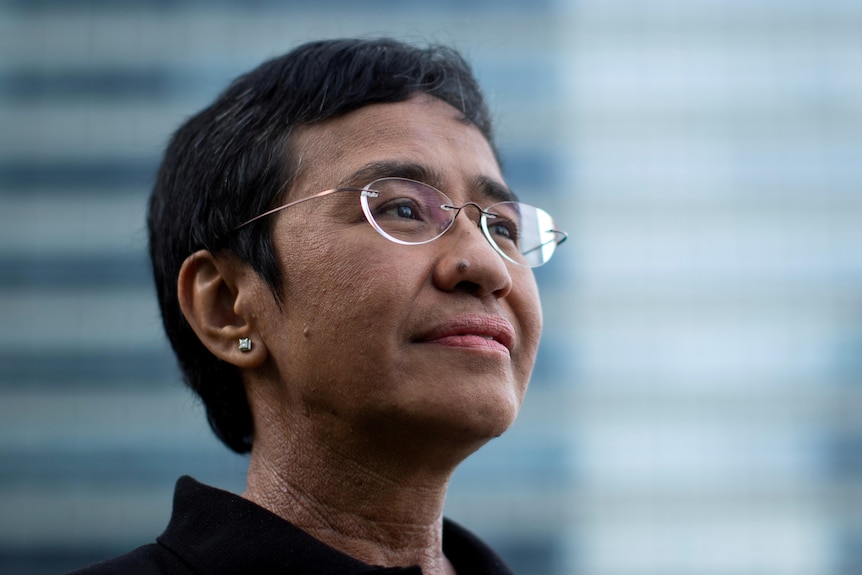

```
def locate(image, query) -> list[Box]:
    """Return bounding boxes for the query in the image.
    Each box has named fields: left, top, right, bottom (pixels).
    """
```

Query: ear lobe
left=177, top=250, right=267, bottom=368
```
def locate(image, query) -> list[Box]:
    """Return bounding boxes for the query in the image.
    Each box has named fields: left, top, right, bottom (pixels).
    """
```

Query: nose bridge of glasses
left=442, top=201, right=506, bottom=257
left=444, top=201, right=495, bottom=224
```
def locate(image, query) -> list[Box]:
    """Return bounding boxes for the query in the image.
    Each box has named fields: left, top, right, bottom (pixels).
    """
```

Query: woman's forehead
left=287, top=96, right=502, bottom=196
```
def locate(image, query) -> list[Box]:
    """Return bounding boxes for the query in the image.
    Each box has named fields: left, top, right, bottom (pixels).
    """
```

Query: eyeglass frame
left=233, top=177, right=567, bottom=267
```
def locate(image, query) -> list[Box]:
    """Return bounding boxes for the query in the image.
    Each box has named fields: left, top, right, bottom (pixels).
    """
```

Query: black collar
left=157, top=476, right=513, bottom=574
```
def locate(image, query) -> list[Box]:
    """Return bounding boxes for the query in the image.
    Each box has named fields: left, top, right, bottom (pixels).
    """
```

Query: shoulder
left=66, top=543, right=193, bottom=575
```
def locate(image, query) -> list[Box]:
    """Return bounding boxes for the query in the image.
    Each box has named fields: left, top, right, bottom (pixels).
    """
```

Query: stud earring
left=238, top=337, right=253, bottom=353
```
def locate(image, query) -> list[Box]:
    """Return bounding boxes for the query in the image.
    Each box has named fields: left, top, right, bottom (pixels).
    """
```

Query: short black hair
left=148, top=37, right=497, bottom=453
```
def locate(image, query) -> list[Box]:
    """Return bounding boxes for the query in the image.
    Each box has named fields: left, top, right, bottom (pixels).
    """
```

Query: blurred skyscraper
left=1, top=1, right=860, bottom=574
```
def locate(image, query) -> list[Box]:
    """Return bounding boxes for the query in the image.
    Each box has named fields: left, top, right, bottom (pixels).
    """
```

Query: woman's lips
left=426, top=333, right=511, bottom=354
left=415, top=314, right=515, bottom=355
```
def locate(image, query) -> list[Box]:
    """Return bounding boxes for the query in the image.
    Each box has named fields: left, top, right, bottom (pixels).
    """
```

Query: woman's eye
left=490, top=220, right=519, bottom=242
left=377, top=199, right=423, bottom=221
left=394, top=204, right=415, bottom=219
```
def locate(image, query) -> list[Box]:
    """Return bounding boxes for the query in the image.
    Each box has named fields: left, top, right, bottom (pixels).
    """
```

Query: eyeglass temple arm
left=234, top=187, right=369, bottom=231
left=520, top=230, right=568, bottom=257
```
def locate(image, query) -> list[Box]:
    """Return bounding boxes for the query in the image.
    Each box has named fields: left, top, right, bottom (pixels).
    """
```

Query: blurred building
left=1, top=1, right=861, bottom=574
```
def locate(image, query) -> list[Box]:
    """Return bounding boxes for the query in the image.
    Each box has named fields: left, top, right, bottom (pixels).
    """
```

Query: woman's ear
left=177, top=250, right=267, bottom=368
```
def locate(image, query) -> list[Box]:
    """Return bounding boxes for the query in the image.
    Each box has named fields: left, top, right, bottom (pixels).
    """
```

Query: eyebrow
left=339, top=161, right=439, bottom=189
left=340, top=161, right=518, bottom=203
left=473, top=174, right=519, bottom=204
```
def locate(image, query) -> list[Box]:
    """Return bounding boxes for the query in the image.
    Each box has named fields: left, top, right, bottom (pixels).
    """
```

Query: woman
left=72, top=37, right=565, bottom=575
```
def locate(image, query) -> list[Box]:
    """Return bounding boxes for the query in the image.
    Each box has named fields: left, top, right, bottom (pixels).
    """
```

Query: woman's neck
left=243, top=431, right=458, bottom=575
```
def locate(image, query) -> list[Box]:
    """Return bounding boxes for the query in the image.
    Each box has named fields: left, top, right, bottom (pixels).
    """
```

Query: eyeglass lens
left=360, top=178, right=562, bottom=267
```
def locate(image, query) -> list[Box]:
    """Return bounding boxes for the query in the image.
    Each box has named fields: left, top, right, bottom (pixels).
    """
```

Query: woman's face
left=249, top=94, right=543, bottom=456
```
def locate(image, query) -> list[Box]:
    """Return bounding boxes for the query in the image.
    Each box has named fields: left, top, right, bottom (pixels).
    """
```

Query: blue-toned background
left=2, top=1, right=861, bottom=574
